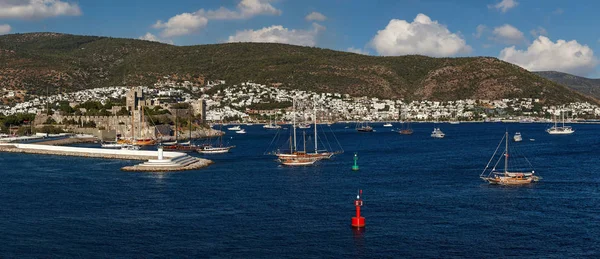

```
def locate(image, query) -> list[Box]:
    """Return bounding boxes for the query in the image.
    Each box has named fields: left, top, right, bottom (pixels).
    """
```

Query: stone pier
left=0, top=144, right=212, bottom=171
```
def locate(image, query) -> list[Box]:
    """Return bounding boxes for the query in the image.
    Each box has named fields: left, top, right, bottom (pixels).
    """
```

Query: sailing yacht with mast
left=197, top=123, right=235, bottom=154
left=276, top=99, right=340, bottom=165
left=398, top=105, right=413, bottom=135
left=480, top=132, right=539, bottom=185
left=163, top=109, right=196, bottom=152
left=546, top=110, right=574, bottom=135
left=356, top=120, right=373, bottom=132
left=263, top=116, right=282, bottom=129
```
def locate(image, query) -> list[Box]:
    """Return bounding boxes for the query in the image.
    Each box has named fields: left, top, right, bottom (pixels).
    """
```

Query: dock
left=0, top=144, right=212, bottom=172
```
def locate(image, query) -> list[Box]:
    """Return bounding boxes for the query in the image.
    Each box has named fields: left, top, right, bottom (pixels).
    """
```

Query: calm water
left=1, top=123, right=599, bottom=257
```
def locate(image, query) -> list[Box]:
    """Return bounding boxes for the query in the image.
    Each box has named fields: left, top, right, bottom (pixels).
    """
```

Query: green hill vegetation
left=0, top=32, right=595, bottom=104
left=534, top=71, right=600, bottom=100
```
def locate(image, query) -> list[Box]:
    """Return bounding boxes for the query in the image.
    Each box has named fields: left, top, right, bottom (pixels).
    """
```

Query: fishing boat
left=513, top=132, right=522, bottom=142
left=480, top=132, right=539, bottom=185
left=546, top=110, right=574, bottom=135
left=383, top=123, right=393, bottom=127
left=236, top=129, right=246, bottom=134
left=431, top=127, right=445, bottom=138
left=227, top=125, right=241, bottom=131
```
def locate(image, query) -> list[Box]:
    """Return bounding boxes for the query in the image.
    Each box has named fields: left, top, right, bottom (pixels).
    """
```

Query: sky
left=0, top=0, right=599, bottom=77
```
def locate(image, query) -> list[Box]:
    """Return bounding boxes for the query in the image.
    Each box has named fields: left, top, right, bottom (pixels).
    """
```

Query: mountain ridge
left=534, top=71, right=600, bottom=100
left=0, top=32, right=596, bottom=105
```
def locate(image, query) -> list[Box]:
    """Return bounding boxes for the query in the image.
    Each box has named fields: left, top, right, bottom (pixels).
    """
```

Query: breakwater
left=0, top=144, right=212, bottom=171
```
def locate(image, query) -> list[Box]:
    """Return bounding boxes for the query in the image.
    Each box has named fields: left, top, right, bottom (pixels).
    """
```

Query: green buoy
left=352, top=153, right=359, bottom=171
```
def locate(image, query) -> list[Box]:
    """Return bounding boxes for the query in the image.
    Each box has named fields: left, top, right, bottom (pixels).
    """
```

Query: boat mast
left=504, top=131, right=508, bottom=174
left=292, top=98, right=297, bottom=152
left=314, top=99, right=318, bottom=154
left=131, top=107, right=135, bottom=143
left=175, top=109, right=178, bottom=143
left=303, top=131, right=306, bottom=153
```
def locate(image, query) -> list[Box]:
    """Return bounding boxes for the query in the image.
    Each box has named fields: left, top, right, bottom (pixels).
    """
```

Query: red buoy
left=351, top=190, right=365, bottom=228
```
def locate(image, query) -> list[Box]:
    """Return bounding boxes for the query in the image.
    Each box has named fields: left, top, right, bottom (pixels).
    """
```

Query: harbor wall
left=0, top=144, right=186, bottom=161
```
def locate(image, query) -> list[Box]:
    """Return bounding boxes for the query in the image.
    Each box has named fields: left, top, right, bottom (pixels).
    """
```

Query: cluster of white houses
left=201, top=82, right=600, bottom=121
left=2, top=81, right=600, bottom=123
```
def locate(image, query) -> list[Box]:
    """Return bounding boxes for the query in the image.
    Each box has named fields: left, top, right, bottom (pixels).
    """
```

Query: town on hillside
left=1, top=78, right=600, bottom=139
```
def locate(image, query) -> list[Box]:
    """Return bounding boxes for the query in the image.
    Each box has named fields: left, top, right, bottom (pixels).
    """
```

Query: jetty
left=0, top=144, right=212, bottom=172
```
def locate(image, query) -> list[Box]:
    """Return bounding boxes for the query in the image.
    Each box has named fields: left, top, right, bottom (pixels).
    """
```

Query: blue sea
left=1, top=123, right=599, bottom=258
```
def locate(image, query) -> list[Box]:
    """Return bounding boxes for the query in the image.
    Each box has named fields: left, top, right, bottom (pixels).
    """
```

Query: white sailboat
left=263, top=116, right=281, bottom=129
left=197, top=123, right=235, bottom=154
left=383, top=122, right=393, bottom=127
left=546, top=110, right=574, bottom=135
left=480, top=132, right=539, bottom=185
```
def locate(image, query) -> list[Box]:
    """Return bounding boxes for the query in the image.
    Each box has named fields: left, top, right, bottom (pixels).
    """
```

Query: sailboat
left=480, top=132, right=539, bottom=185
left=197, top=123, right=235, bottom=154
left=398, top=105, right=413, bottom=135
left=276, top=99, right=340, bottom=165
left=356, top=120, right=373, bottom=132
left=117, top=106, right=155, bottom=146
left=263, top=116, right=282, bottom=129
left=546, top=110, right=574, bottom=135
left=163, top=109, right=196, bottom=152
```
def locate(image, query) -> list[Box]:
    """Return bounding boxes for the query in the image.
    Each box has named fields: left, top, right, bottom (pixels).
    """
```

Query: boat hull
left=197, top=146, right=234, bottom=154
left=399, top=129, right=413, bottom=135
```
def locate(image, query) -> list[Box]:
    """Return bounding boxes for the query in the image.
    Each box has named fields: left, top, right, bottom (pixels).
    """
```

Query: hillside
left=0, top=32, right=596, bottom=105
left=534, top=71, right=600, bottom=100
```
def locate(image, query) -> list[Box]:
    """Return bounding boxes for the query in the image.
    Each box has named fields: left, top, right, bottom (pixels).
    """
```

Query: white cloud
left=489, top=0, right=518, bottom=13
left=347, top=47, right=369, bottom=55
left=138, top=32, right=173, bottom=44
left=153, top=12, right=208, bottom=37
left=153, top=0, right=281, bottom=37
left=305, top=11, right=326, bottom=22
left=499, top=36, right=597, bottom=76
left=369, top=13, right=471, bottom=57
left=474, top=24, right=487, bottom=38
left=227, top=23, right=325, bottom=46
left=0, top=24, right=11, bottom=35
left=202, top=0, right=281, bottom=20
left=529, top=26, right=547, bottom=38
left=0, top=0, right=81, bottom=19
left=492, top=24, right=525, bottom=44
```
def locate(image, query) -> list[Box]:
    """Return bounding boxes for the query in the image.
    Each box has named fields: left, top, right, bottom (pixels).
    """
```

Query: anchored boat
left=480, top=132, right=540, bottom=185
